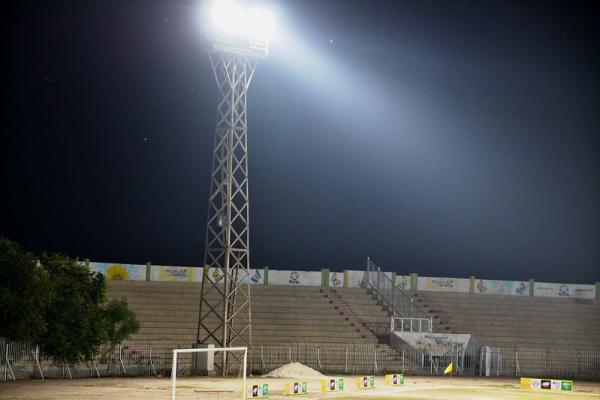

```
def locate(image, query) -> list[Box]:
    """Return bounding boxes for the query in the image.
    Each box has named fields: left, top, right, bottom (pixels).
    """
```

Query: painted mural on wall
left=476, top=279, right=528, bottom=296
left=249, top=269, right=264, bottom=284
left=330, top=272, right=343, bottom=288
left=417, top=276, right=470, bottom=293
left=268, top=270, right=322, bottom=286
left=88, top=260, right=595, bottom=299
left=534, top=282, right=595, bottom=299
left=89, top=262, right=146, bottom=281
left=396, top=275, right=410, bottom=290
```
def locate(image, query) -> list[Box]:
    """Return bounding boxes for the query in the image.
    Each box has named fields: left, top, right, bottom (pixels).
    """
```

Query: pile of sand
left=263, top=362, right=324, bottom=379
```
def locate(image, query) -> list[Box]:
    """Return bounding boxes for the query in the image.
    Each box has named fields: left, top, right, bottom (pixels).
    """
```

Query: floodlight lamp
left=210, top=0, right=275, bottom=40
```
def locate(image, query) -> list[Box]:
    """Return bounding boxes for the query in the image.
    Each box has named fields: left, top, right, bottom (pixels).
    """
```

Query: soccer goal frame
left=171, top=346, right=248, bottom=400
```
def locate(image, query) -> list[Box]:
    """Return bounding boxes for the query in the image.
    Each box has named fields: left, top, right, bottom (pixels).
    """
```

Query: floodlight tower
left=196, top=0, right=273, bottom=374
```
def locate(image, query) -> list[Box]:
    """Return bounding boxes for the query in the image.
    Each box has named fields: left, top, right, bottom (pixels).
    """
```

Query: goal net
left=171, top=346, right=248, bottom=400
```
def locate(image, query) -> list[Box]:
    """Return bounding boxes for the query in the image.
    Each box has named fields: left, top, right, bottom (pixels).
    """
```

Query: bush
left=0, top=236, right=48, bottom=343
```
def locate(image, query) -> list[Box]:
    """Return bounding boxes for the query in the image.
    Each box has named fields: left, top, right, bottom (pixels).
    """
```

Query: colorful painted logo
left=289, top=271, right=300, bottom=284
left=561, top=381, right=572, bottom=391
left=515, top=282, right=527, bottom=295
left=106, top=264, right=128, bottom=280
left=558, top=285, right=570, bottom=297
left=330, top=272, right=341, bottom=287
left=251, top=269, right=262, bottom=283
left=396, top=277, right=409, bottom=290
left=541, top=380, right=551, bottom=389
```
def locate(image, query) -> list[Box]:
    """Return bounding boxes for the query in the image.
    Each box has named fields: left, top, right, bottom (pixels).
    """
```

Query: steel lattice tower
left=196, top=32, right=268, bottom=374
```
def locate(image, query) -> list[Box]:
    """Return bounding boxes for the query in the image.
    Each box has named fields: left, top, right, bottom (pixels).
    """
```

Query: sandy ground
left=1, top=376, right=600, bottom=400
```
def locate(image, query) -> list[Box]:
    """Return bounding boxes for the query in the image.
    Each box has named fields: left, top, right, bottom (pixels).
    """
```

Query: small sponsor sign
left=355, top=376, right=375, bottom=389
left=320, top=378, right=344, bottom=392
left=284, top=381, right=308, bottom=396
left=386, top=374, right=404, bottom=385
left=247, top=384, right=269, bottom=398
left=561, top=380, right=573, bottom=391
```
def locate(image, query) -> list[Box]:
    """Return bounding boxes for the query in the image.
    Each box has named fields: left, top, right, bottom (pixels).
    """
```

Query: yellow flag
left=444, top=362, right=453, bottom=375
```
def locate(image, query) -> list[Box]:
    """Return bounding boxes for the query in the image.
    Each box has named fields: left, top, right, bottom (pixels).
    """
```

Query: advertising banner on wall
left=417, top=277, right=470, bottom=293
left=268, top=270, right=322, bottom=286
left=89, top=262, right=146, bottom=281
left=534, top=282, right=595, bottom=299
left=152, top=265, right=199, bottom=282
left=475, top=279, right=529, bottom=296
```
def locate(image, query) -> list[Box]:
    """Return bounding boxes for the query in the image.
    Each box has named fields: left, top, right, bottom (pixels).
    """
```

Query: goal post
left=171, top=346, right=248, bottom=400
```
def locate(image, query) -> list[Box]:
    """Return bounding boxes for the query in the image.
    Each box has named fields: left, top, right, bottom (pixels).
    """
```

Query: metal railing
left=3, top=338, right=599, bottom=381
left=391, top=317, right=433, bottom=333
left=364, top=257, right=431, bottom=322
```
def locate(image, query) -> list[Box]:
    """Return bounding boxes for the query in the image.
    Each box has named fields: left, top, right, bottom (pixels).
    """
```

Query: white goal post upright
left=171, top=346, right=248, bottom=400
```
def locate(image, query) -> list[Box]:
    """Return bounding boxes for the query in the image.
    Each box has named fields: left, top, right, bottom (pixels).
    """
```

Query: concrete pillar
left=529, top=279, right=535, bottom=296
left=321, top=268, right=330, bottom=287
left=469, top=276, right=475, bottom=294
left=410, top=273, right=418, bottom=292
left=145, top=262, right=151, bottom=281
left=343, top=270, right=349, bottom=288
left=263, top=267, right=269, bottom=285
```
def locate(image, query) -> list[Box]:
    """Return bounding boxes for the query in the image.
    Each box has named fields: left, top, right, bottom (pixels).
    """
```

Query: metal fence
left=2, top=338, right=599, bottom=381
left=365, top=257, right=430, bottom=320
left=391, top=317, right=433, bottom=333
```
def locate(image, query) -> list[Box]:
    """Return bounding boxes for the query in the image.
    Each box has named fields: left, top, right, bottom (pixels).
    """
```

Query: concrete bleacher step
left=416, top=291, right=600, bottom=350
left=107, top=281, right=381, bottom=345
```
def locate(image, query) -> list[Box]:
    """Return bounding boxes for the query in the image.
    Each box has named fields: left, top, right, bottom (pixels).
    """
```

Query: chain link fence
left=2, top=338, right=599, bottom=381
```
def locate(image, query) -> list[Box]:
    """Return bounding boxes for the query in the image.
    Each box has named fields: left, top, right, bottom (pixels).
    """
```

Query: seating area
left=107, top=280, right=599, bottom=351
left=413, top=291, right=600, bottom=350
left=107, top=281, right=381, bottom=346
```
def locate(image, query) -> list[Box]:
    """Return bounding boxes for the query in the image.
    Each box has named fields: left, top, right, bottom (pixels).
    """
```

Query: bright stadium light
left=209, top=0, right=275, bottom=46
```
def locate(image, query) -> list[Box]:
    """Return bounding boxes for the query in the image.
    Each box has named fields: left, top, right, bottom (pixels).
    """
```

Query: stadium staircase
left=413, top=291, right=600, bottom=350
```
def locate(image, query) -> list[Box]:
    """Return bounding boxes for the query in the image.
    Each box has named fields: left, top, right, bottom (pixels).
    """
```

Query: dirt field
left=1, top=376, right=600, bottom=400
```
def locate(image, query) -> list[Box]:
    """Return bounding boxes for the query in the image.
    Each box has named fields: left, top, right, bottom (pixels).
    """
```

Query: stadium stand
left=413, top=291, right=600, bottom=350
left=107, top=280, right=599, bottom=350
left=107, top=281, right=380, bottom=345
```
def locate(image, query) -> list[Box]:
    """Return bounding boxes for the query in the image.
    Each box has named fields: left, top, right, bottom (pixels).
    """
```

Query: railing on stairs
left=391, top=317, right=433, bottom=333
left=364, top=257, right=431, bottom=326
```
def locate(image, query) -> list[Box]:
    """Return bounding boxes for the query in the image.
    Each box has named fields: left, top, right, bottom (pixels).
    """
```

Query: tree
left=0, top=236, right=48, bottom=342
left=38, top=252, right=107, bottom=364
left=102, top=299, right=140, bottom=348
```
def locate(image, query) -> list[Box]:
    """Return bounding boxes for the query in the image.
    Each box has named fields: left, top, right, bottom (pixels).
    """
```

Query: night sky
left=3, top=1, right=599, bottom=283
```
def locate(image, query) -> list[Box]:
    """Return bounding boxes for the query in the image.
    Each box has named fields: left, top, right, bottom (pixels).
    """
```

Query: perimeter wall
left=86, top=261, right=599, bottom=300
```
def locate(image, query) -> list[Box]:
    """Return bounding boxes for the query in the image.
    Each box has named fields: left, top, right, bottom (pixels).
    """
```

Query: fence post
left=345, top=346, right=348, bottom=373
left=263, top=267, right=269, bottom=285
left=34, top=346, right=44, bottom=380
left=596, top=282, right=600, bottom=300
left=402, top=349, right=404, bottom=374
